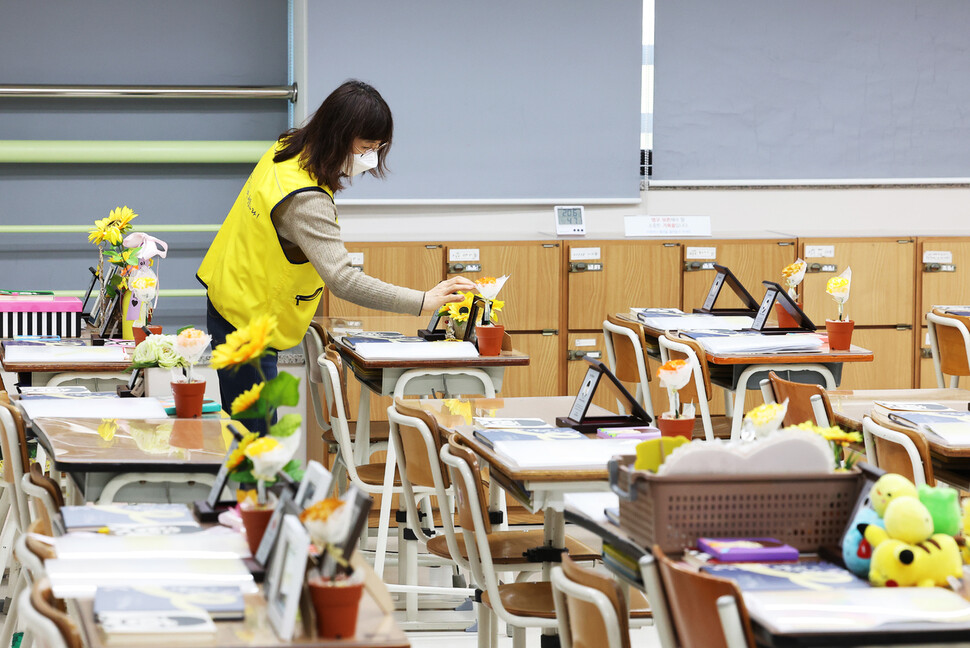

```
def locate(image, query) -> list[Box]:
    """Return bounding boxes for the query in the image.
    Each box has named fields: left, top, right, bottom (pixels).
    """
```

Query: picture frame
left=255, top=488, right=301, bottom=567
left=88, top=264, right=118, bottom=329
left=693, top=263, right=760, bottom=316
left=294, top=460, right=333, bottom=510
left=417, top=309, right=447, bottom=341
left=750, top=280, right=816, bottom=333
left=265, top=515, right=310, bottom=641
left=556, top=357, right=653, bottom=432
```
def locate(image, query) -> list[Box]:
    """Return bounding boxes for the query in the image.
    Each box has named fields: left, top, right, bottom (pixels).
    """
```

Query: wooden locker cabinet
left=681, top=239, right=797, bottom=312
left=443, top=241, right=562, bottom=331
left=326, top=243, right=445, bottom=318
left=837, top=327, right=915, bottom=391
left=566, top=240, right=682, bottom=331
left=800, top=238, right=916, bottom=327
left=917, top=330, right=940, bottom=388
left=917, top=237, right=970, bottom=316
left=501, top=332, right=561, bottom=397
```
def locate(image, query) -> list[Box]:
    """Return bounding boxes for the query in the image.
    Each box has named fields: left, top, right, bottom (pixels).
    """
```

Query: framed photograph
left=265, top=515, right=310, bottom=641
left=255, top=489, right=301, bottom=567
left=294, top=460, right=333, bottom=510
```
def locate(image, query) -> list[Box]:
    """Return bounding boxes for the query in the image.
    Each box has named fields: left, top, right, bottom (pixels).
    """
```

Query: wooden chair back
left=392, top=398, right=450, bottom=489
left=24, top=465, right=64, bottom=536
left=0, top=396, right=31, bottom=485
left=557, top=554, right=631, bottom=648
left=653, top=546, right=756, bottom=648
left=930, top=308, right=970, bottom=377
left=863, top=416, right=934, bottom=486
left=29, top=463, right=64, bottom=509
left=445, top=434, right=491, bottom=535
left=604, top=314, right=652, bottom=384
left=767, top=371, right=834, bottom=427
left=28, top=578, right=83, bottom=648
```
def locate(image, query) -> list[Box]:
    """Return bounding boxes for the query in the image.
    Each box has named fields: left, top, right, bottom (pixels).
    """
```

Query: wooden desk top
left=74, top=591, right=409, bottom=648
left=30, top=417, right=239, bottom=472
left=614, top=312, right=874, bottom=366
left=416, top=396, right=613, bottom=484
left=0, top=339, right=132, bottom=373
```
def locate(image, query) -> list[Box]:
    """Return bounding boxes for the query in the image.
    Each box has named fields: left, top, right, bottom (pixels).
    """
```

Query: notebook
left=473, top=427, right=587, bottom=449
left=95, top=585, right=244, bottom=620
left=60, top=503, right=199, bottom=533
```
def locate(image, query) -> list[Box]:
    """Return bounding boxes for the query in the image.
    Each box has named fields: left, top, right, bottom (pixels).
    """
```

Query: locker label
left=685, top=246, right=717, bottom=260
left=570, top=247, right=601, bottom=261
left=574, top=338, right=596, bottom=347
left=805, top=245, right=835, bottom=258
left=923, top=250, right=953, bottom=264
left=449, top=248, right=480, bottom=262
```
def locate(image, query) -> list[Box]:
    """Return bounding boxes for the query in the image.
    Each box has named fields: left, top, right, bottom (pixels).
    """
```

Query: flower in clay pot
left=781, top=259, right=807, bottom=300
left=172, top=327, right=211, bottom=384
left=657, top=359, right=694, bottom=419
left=825, top=267, right=852, bottom=322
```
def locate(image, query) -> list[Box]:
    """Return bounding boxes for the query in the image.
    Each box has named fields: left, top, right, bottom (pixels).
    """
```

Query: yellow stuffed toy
left=867, top=534, right=963, bottom=587
left=882, top=496, right=934, bottom=545
left=869, top=473, right=918, bottom=517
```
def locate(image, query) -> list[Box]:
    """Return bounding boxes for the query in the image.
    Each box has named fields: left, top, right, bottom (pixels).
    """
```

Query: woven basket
left=608, top=455, right=864, bottom=553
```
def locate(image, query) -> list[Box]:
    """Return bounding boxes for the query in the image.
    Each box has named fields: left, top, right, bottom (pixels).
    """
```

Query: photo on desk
left=265, top=514, right=310, bottom=641
left=294, top=460, right=333, bottom=510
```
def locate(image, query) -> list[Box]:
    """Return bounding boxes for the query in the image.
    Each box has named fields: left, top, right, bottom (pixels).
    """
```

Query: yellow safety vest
left=197, top=144, right=334, bottom=349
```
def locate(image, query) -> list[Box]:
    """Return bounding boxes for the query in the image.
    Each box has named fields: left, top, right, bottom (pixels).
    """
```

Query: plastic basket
left=608, top=455, right=864, bottom=553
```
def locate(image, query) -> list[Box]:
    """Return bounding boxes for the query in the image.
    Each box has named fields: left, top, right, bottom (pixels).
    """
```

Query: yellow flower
left=745, top=403, right=786, bottom=426
left=300, top=497, right=346, bottom=522
left=88, top=217, right=123, bottom=246
left=231, top=382, right=265, bottom=415
left=98, top=418, right=118, bottom=441
left=782, top=261, right=804, bottom=279
left=477, top=276, right=497, bottom=286
left=443, top=291, right=475, bottom=323
left=108, top=205, right=137, bottom=229
left=792, top=421, right=862, bottom=445
left=226, top=431, right=259, bottom=470
left=245, top=436, right=280, bottom=456
left=826, top=277, right=849, bottom=295
left=210, top=314, right=277, bottom=369
left=443, top=398, right=474, bottom=424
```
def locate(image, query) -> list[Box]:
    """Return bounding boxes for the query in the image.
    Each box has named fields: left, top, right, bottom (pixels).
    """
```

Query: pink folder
left=0, top=296, right=82, bottom=313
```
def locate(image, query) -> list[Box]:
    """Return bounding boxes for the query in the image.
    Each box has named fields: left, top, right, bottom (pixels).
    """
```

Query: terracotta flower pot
left=239, top=506, right=275, bottom=555
left=825, top=319, right=855, bottom=351
left=657, top=415, right=695, bottom=441
left=476, top=324, right=505, bottom=356
left=132, top=324, right=162, bottom=346
left=775, top=303, right=802, bottom=329
left=308, top=578, right=364, bottom=639
left=171, top=380, right=206, bottom=418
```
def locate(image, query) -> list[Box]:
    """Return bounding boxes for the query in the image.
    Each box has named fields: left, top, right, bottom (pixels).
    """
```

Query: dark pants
left=206, top=297, right=277, bottom=435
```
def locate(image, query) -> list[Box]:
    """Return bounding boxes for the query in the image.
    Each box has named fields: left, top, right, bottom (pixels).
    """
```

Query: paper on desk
left=687, top=331, right=825, bottom=354
left=20, top=397, right=168, bottom=420
left=492, top=438, right=640, bottom=470
left=352, top=340, right=479, bottom=360
left=3, top=344, right=128, bottom=363
left=52, top=527, right=251, bottom=559
left=638, top=314, right=753, bottom=331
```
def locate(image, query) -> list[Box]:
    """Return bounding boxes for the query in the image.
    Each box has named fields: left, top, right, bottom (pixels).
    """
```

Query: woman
left=198, top=79, right=474, bottom=427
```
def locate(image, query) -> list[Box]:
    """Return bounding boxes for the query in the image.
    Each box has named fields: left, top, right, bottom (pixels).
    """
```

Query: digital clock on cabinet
left=554, top=205, right=586, bottom=236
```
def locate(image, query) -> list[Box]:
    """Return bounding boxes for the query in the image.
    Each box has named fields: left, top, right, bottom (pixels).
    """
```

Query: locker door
left=501, top=333, right=561, bottom=397
left=837, top=328, right=915, bottom=391
left=918, top=238, right=970, bottom=316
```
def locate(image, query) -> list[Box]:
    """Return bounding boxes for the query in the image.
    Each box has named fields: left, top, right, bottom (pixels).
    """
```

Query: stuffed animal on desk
left=917, top=483, right=961, bottom=537
left=869, top=473, right=918, bottom=517
left=842, top=473, right=917, bottom=578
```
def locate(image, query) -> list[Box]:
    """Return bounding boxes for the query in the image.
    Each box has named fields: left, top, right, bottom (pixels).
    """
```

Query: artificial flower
left=442, top=292, right=475, bottom=323
left=210, top=314, right=277, bottom=370
left=225, top=431, right=259, bottom=471
left=790, top=421, right=862, bottom=469
left=782, top=259, right=807, bottom=298
left=244, top=432, right=299, bottom=482
left=475, top=275, right=509, bottom=301
left=443, top=398, right=474, bottom=424
left=173, top=328, right=211, bottom=367
left=108, top=205, right=137, bottom=230
left=657, top=359, right=692, bottom=391
left=825, top=267, right=852, bottom=321
left=128, top=274, right=158, bottom=301
left=130, top=334, right=186, bottom=369
left=300, top=498, right=354, bottom=548
left=231, top=383, right=265, bottom=416
left=88, top=217, right=123, bottom=246
left=742, top=401, right=789, bottom=439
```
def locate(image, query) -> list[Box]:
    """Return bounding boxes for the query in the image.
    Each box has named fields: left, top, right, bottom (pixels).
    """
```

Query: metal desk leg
left=354, top=385, right=372, bottom=467
left=373, top=437, right=397, bottom=580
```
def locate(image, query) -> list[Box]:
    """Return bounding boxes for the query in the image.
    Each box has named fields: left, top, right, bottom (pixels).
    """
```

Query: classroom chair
left=44, top=371, right=129, bottom=392
left=17, top=578, right=82, bottom=648
left=927, top=308, right=970, bottom=389
left=652, top=546, right=755, bottom=648
left=759, top=371, right=833, bottom=427
left=5, top=519, right=56, bottom=648
left=657, top=335, right=716, bottom=440
left=303, top=321, right=351, bottom=493
left=21, top=463, right=65, bottom=536
left=861, top=416, right=934, bottom=487
left=550, top=554, right=639, bottom=648
left=602, top=314, right=656, bottom=420
left=441, top=434, right=650, bottom=648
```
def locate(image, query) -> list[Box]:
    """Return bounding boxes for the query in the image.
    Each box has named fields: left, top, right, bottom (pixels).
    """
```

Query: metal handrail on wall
left=0, top=83, right=297, bottom=101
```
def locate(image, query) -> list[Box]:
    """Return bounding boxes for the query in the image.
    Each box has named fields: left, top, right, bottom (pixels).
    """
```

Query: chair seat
left=356, top=463, right=401, bottom=487
left=427, top=530, right=600, bottom=564
left=481, top=581, right=650, bottom=619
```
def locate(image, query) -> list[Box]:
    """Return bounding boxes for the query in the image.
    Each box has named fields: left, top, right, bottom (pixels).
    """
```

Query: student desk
left=71, top=592, right=409, bottom=648
left=413, top=396, right=613, bottom=580
left=318, top=316, right=530, bottom=466
left=565, top=505, right=970, bottom=648
left=0, top=339, right=131, bottom=387
left=829, top=387, right=970, bottom=487
left=29, top=417, right=234, bottom=502
left=615, top=313, right=874, bottom=437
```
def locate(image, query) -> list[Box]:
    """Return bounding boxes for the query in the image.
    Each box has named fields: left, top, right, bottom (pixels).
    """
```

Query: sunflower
left=210, top=314, right=278, bottom=370
left=108, top=205, right=137, bottom=229
left=443, top=291, right=475, bottom=323
left=231, top=382, right=265, bottom=415
left=88, top=217, right=123, bottom=246
left=225, top=431, right=259, bottom=470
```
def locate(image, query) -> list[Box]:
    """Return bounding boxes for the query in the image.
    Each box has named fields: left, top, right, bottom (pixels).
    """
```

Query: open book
left=884, top=409, right=970, bottom=445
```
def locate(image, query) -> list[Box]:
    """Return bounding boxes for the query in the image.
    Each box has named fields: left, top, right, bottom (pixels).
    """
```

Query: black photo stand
left=417, top=310, right=447, bottom=341
left=749, top=280, right=816, bottom=334
left=193, top=422, right=250, bottom=522
left=80, top=266, right=100, bottom=324
left=692, top=263, right=760, bottom=316
left=556, top=357, right=653, bottom=433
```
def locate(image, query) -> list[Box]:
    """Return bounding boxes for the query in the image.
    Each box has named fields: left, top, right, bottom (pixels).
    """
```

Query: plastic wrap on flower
left=173, top=328, right=211, bottom=383
left=782, top=259, right=807, bottom=298
left=742, top=401, right=789, bottom=439
left=475, top=275, right=509, bottom=301
left=657, top=359, right=692, bottom=391
left=300, top=498, right=353, bottom=548
left=128, top=268, right=158, bottom=302
left=825, top=267, right=852, bottom=320
left=244, top=433, right=300, bottom=482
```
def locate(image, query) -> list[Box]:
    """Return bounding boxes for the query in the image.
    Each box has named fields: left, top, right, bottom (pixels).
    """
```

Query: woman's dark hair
left=274, top=79, right=393, bottom=192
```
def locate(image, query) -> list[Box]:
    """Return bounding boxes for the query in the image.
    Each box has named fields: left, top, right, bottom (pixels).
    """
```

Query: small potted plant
left=656, top=359, right=696, bottom=440
left=212, top=314, right=304, bottom=553
left=778, top=258, right=807, bottom=328
left=825, top=267, right=854, bottom=350
left=300, top=495, right=369, bottom=639
left=440, top=276, right=506, bottom=344
left=472, top=275, right=509, bottom=356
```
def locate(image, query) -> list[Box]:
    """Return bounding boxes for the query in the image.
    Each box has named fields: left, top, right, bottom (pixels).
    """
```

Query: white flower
left=244, top=432, right=300, bottom=482
left=131, top=334, right=185, bottom=369
left=657, top=359, right=692, bottom=391
left=475, top=275, right=509, bottom=301
left=302, top=500, right=354, bottom=548
left=173, top=328, right=211, bottom=366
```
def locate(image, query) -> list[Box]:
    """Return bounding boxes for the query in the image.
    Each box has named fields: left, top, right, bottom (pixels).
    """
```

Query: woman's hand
left=422, top=276, right=477, bottom=313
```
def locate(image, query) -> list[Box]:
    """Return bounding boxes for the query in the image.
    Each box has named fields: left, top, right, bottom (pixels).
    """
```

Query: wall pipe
left=0, top=84, right=297, bottom=101
left=0, top=140, right=271, bottom=163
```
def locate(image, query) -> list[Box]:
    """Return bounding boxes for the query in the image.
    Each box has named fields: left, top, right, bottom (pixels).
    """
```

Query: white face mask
left=345, top=150, right=379, bottom=177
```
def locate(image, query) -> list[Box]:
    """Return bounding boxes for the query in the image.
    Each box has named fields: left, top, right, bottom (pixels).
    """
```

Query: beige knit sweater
left=273, top=191, right=425, bottom=315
